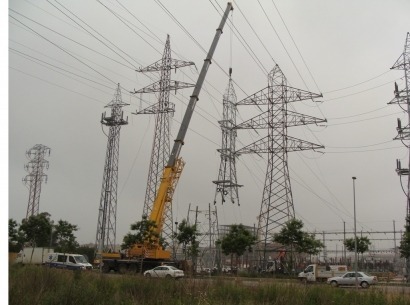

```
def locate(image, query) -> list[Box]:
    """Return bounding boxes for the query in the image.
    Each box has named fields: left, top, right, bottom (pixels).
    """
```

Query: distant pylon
left=22, top=144, right=51, bottom=219
left=235, top=65, right=326, bottom=267
left=132, top=34, right=195, bottom=248
left=186, top=203, right=219, bottom=269
left=95, top=84, right=128, bottom=254
left=213, top=69, right=242, bottom=205
left=388, top=32, right=410, bottom=221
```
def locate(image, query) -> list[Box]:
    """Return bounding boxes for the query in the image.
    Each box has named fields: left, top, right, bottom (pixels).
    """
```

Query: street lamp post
left=352, top=177, right=358, bottom=289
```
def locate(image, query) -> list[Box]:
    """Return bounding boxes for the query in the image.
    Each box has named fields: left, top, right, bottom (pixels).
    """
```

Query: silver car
left=143, top=265, right=184, bottom=279
left=327, top=271, right=377, bottom=288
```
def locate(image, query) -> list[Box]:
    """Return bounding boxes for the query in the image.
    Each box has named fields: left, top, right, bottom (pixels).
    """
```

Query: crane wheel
left=128, top=264, right=138, bottom=274
left=118, top=264, right=128, bottom=274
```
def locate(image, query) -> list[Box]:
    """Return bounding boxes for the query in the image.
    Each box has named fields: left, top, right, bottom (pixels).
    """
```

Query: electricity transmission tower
left=132, top=35, right=194, bottom=247
left=22, top=144, right=51, bottom=219
left=186, top=203, right=219, bottom=270
left=213, top=70, right=242, bottom=205
left=235, top=65, right=326, bottom=266
left=389, top=32, right=410, bottom=222
left=95, top=84, right=128, bottom=254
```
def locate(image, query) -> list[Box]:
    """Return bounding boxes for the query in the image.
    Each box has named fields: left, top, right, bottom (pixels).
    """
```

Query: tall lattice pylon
left=95, top=84, right=128, bottom=254
left=22, top=144, right=51, bottom=219
left=389, top=32, right=410, bottom=220
left=132, top=35, right=194, bottom=247
left=213, top=71, right=242, bottom=205
left=235, top=65, right=326, bottom=266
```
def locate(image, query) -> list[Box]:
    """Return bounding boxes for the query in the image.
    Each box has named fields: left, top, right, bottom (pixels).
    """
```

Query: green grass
left=9, top=265, right=410, bottom=305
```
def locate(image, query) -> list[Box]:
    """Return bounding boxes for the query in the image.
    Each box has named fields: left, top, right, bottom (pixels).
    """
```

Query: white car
left=327, top=271, right=377, bottom=288
left=143, top=265, right=184, bottom=279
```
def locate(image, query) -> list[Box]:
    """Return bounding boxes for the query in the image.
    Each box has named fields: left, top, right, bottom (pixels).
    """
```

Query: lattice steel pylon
left=132, top=34, right=194, bottom=247
left=213, top=71, right=242, bottom=205
left=186, top=203, right=219, bottom=270
left=235, top=65, right=326, bottom=266
left=389, top=32, right=410, bottom=222
left=22, top=144, right=51, bottom=219
left=95, top=84, right=128, bottom=254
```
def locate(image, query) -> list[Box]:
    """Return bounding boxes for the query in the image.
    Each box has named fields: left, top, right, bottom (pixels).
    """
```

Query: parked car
left=144, top=265, right=184, bottom=279
left=327, top=271, right=378, bottom=288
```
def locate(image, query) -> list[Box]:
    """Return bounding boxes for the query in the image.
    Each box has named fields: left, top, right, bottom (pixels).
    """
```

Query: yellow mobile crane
left=128, top=2, right=233, bottom=260
left=100, top=3, right=233, bottom=272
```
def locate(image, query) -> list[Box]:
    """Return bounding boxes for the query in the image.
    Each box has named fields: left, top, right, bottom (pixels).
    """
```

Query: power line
left=209, top=0, right=269, bottom=77
left=9, top=14, right=119, bottom=87
left=326, top=146, right=404, bottom=154
left=10, top=47, right=115, bottom=90
left=9, top=8, right=136, bottom=70
left=47, top=0, right=140, bottom=69
left=271, top=0, right=321, bottom=93
left=326, top=77, right=403, bottom=102
left=327, top=140, right=394, bottom=149
left=328, top=105, right=390, bottom=120
left=257, top=0, right=310, bottom=91
left=327, top=111, right=402, bottom=126
left=96, top=0, right=163, bottom=58
left=324, top=70, right=392, bottom=94
left=10, top=66, right=107, bottom=105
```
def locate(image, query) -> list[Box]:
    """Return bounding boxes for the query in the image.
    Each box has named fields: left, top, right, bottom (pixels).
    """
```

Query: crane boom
left=168, top=2, right=233, bottom=167
left=129, top=2, right=233, bottom=260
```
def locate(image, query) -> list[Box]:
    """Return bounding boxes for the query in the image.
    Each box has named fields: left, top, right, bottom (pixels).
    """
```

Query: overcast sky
left=7, top=0, right=410, bottom=253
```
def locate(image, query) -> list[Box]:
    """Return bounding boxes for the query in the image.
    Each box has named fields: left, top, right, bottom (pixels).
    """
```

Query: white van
left=45, top=253, right=92, bottom=270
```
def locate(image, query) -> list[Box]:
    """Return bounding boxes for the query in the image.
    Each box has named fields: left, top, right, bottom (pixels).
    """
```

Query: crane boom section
left=149, top=158, right=184, bottom=234
left=167, top=2, right=233, bottom=167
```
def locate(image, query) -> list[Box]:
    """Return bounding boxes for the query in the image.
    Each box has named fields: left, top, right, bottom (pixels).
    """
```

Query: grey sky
left=8, top=0, right=410, bottom=254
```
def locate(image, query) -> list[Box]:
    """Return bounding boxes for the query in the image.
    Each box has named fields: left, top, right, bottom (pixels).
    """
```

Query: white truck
left=298, top=264, right=348, bottom=282
left=15, top=247, right=54, bottom=265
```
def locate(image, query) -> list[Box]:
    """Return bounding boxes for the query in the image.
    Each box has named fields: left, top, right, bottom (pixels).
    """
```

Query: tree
left=220, top=224, right=256, bottom=270
left=53, top=220, right=79, bottom=253
left=343, top=236, right=371, bottom=254
left=399, top=216, right=410, bottom=258
left=19, top=212, right=53, bottom=247
left=175, top=219, right=200, bottom=260
left=9, top=218, right=24, bottom=252
left=121, top=215, right=159, bottom=250
left=76, top=245, right=95, bottom=263
left=399, top=216, right=410, bottom=281
left=273, top=219, right=324, bottom=272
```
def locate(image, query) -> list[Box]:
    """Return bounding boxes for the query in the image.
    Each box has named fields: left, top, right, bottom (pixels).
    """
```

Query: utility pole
left=95, top=84, right=128, bottom=263
left=235, top=65, right=326, bottom=268
left=132, top=35, right=195, bottom=248
left=23, top=144, right=51, bottom=219
left=388, top=32, right=410, bottom=279
left=213, top=69, right=242, bottom=205
left=343, top=221, right=346, bottom=264
left=352, top=176, right=358, bottom=289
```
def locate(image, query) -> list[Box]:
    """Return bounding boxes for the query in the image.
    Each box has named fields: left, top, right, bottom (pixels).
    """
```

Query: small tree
left=19, top=212, right=53, bottom=247
left=53, top=220, right=79, bottom=253
left=273, top=219, right=323, bottom=273
left=76, top=245, right=95, bottom=263
left=9, top=218, right=24, bottom=252
left=344, top=236, right=371, bottom=269
left=344, top=236, right=371, bottom=254
left=220, top=224, right=256, bottom=271
left=175, top=219, right=200, bottom=261
left=121, top=215, right=159, bottom=250
left=399, top=216, right=410, bottom=281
